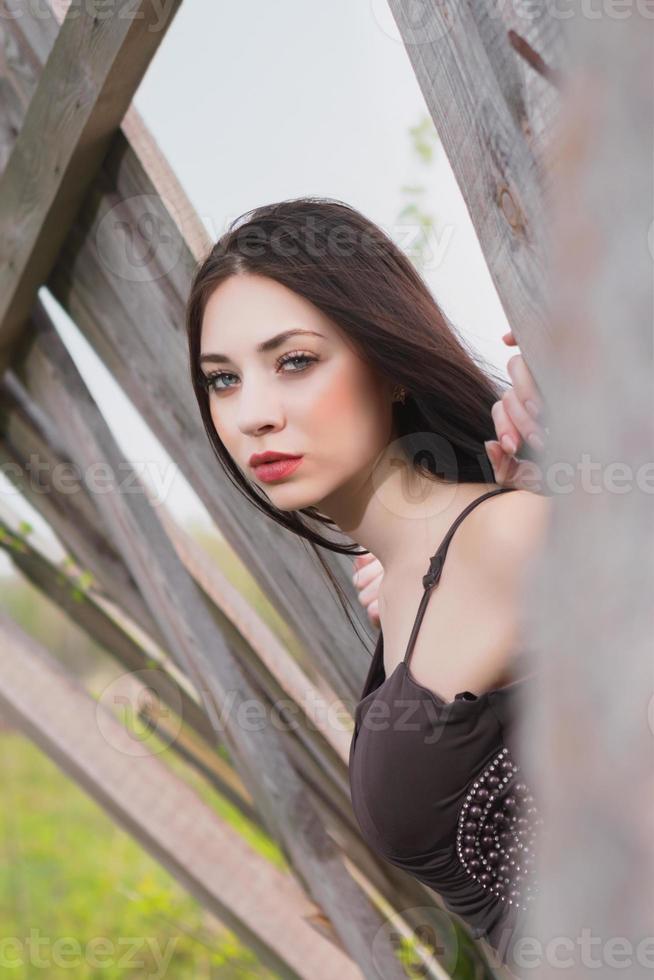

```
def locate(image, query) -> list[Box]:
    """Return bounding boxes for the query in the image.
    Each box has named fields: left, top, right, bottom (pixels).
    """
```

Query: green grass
left=0, top=730, right=280, bottom=979
left=0, top=526, right=315, bottom=979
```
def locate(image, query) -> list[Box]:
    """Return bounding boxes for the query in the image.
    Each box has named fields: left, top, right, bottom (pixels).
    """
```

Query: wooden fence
left=2, top=1, right=649, bottom=977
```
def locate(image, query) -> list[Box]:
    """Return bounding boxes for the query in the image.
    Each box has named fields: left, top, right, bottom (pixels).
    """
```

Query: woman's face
left=199, top=272, right=396, bottom=513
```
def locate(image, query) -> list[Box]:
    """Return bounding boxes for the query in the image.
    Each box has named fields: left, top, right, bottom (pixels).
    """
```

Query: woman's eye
left=277, top=352, right=317, bottom=373
left=203, top=370, right=237, bottom=392
left=202, top=352, right=317, bottom=394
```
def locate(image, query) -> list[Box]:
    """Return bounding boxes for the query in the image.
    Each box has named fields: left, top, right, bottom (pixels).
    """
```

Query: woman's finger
left=485, top=439, right=520, bottom=486
left=491, top=398, right=522, bottom=457
left=353, top=554, right=383, bottom=587
left=353, top=553, right=377, bottom=577
left=502, top=330, right=518, bottom=346
left=352, top=557, right=383, bottom=627
left=485, top=439, right=547, bottom=494
left=367, top=599, right=380, bottom=627
left=353, top=557, right=384, bottom=623
left=501, top=388, right=547, bottom=452
left=356, top=575, right=383, bottom=608
left=506, top=354, right=545, bottom=418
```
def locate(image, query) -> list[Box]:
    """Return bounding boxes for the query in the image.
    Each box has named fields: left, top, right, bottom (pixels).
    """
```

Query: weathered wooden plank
left=119, top=103, right=213, bottom=264
left=0, top=510, right=217, bottom=748
left=514, top=8, right=654, bottom=974
left=489, top=0, right=565, bottom=183
left=0, top=610, right=361, bottom=980
left=0, top=506, right=264, bottom=823
left=0, top=491, right=355, bottom=849
left=12, top=299, right=407, bottom=977
left=0, top=371, right=358, bottom=808
left=386, top=0, right=555, bottom=378
left=0, top=495, right=486, bottom=977
left=151, top=490, right=354, bottom=764
left=0, top=370, right=353, bottom=766
left=0, top=507, right=458, bottom=974
left=0, top=372, right=394, bottom=888
left=57, top=132, right=370, bottom=700
left=0, top=0, right=183, bottom=372
left=0, top=5, right=373, bottom=705
left=0, top=369, right=170, bottom=649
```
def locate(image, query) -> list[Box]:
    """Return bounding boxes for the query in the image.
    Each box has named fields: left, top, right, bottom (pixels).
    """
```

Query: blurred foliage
left=396, top=114, right=442, bottom=275
left=0, top=732, right=280, bottom=978
left=0, top=518, right=301, bottom=979
left=0, top=570, right=112, bottom=683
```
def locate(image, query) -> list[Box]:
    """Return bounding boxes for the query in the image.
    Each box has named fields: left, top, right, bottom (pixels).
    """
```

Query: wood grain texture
left=10, top=299, right=408, bottom=977
left=0, top=0, right=374, bottom=707
left=513, top=7, right=654, bottom=974
left=0, top=0, right=183, bottom=371
left=386, top=0, right=558, bottom=384
left=0, top=610, right=360, bottom=980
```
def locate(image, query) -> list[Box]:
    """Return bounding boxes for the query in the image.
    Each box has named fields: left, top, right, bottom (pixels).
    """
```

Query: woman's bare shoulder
left=400, top=489, right=549, bottom=699
left=459, top=488, right=551, bottom=581
left=487, top=487, right=550, bottom=525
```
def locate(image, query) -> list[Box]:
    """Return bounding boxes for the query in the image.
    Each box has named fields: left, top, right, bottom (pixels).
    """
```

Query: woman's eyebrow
left=200, top=329, right=325, bottom=365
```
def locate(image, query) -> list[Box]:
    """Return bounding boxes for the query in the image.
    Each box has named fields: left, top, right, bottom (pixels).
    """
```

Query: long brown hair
left=186, top=196, right=508, bottom=635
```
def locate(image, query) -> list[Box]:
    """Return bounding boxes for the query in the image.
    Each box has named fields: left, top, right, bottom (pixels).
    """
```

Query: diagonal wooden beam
left=0, top=509, right=218, bottom=750
left=48, top=0, right=212, bottom=263
left=0, top=367, right=356, bottom=788
left=0, top=4, right=372, bottom=706
left=0, top=362, right=353, bottom=760
left=0, top=368, right=171, bottom=650
left=386, top=0, right=560, bottom=379
left=14, top=296, right=408, bottom=977
left=0, top=610, right=360, bottom=980
left=0, top=0, right=183, bottom=374
left=0, top=500, right=455, bottom=969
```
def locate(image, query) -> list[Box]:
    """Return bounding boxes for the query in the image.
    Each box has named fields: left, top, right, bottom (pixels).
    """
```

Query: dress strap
left=402, top=487, right=517, bottom=667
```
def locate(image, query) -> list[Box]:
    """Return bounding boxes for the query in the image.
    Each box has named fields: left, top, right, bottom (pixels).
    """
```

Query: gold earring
left=392, top=384, right=407, bottom=404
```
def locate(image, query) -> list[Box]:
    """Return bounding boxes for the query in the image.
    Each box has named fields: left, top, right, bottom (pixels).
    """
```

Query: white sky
left=0, top=0, right=512, bottom=575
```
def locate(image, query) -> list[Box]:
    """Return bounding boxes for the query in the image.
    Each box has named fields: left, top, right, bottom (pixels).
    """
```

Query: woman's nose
left=236, top=384, right=285, bottom=435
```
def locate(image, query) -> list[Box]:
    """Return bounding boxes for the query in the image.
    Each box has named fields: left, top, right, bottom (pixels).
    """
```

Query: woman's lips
left=253, top=456, right=304, bottom=483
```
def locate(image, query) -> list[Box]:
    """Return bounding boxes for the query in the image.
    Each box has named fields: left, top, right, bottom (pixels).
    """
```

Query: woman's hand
left=484, top=330, right=549, bottom=492
left=352, top=552, right=383, bottom=628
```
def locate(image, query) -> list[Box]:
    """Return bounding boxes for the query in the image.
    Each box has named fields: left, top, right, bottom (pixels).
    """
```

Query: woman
left=186, top=196, right=550, bottom=970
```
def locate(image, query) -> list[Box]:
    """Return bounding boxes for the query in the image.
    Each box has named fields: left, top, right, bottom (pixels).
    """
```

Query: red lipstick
left=249, top=452, right=304, bottom=483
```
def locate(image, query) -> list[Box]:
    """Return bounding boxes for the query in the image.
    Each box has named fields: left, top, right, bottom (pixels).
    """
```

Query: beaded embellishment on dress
left=456, top=746, right=542, bottom=912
